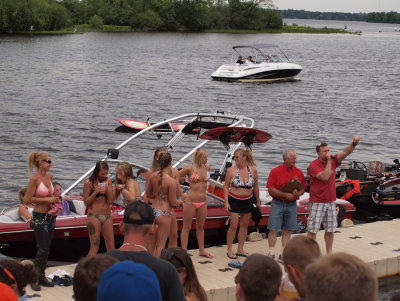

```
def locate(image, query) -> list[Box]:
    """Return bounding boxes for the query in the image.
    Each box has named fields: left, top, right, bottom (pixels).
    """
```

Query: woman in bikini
left=83, top=161, right=115, bottom=255
left=146, top=153, right=183, bottom=257
left=224, top=148, right=260, bottom=259
left=179, top=148, right=213, bottom=258
left=114, top=162, right=141, bottom=207
left=18, top=187, right=34, bottom=221
left=24, top=151, right=60, bottom=289
left=145, top=146, right=182, bottom=248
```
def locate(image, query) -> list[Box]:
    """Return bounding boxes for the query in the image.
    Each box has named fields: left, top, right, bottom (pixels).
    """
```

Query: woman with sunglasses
left=179, top=148, right=213, bottom=258
left=24, top=151, right=60, bottom=290
left=224, top=148, right=260, bottom=259
left=146, top=153, right=183, bottom=257
left=0, top=259, right=39, bottom=300
left=161, top=247, right=207, bottom=301
left=83, top=161, right=115, bottom=255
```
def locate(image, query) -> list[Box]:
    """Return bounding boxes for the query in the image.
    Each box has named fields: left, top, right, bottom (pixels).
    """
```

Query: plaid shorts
left=307, top=202, right=337, bottom=233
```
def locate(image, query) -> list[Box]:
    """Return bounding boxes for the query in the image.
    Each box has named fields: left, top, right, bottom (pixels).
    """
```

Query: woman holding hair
left=179, top=148, right=213, bottom=258
left=161, top=247, right=208, bottom=301
left=114, top=162, right=141, bottom=207
left=224, top=148, right=260, bottom=259
left=83, top=161, right=115, bottom=255
left=23, top=151, right=60, bottom=289
left=145, top=146, right=181, bottom=248
left=146, top=153, right=183, bottom=257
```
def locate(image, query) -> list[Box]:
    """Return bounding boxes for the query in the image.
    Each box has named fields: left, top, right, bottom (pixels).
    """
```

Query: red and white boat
left=0, top=112, right=355, bottom=261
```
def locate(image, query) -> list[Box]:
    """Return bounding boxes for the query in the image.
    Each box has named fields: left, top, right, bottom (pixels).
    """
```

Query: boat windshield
left=232, top=45, right=290, bottom=63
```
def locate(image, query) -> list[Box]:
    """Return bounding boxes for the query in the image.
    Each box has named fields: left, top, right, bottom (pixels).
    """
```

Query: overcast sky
left=272, top=0, right=400, bottom=13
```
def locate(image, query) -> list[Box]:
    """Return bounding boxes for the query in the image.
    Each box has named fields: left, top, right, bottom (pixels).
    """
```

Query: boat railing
left=63, top=112, right=254, bottom=196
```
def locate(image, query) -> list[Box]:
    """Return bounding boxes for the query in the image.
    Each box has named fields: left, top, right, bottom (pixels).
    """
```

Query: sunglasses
left=0, top=263, right=17, bottom=286
left=42, top=160, right=52, bottom=164
left=160, top=249, right=185, bottom=267
left=233, top=156, right=241, bottom=159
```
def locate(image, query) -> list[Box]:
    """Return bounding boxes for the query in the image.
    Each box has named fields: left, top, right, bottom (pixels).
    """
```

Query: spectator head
left=137, top=169, right=147, bottom=178
left=122, top=201, right=156, bottom=236
left=305, top=252, right=378, bottom=301
left=0, top=259, right=38, bottom=297
left=235, top=254, right=282, bottom=301
left=53, top=182, right=62, bottom=197
left=161, top=247, right=207, bottom=301
left=282, top=235, right=321, bottom=298
left=18, top=188, right=27, bottom=203
left=97, top=260, right=161, bottom=301
left=73, top=254, right=119, bottom=301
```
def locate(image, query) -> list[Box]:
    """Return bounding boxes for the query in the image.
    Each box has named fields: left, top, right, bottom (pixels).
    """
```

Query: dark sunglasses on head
left=160, top=248, right=174, bottom=260
left=42, top=160, right=52, bottom=164
left=160, top=249, right=185, bottom=267
left=0, top=263, right=17, bottom=285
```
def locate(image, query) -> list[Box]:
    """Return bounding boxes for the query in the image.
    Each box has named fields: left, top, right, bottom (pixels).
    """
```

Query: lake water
left=1, top=19, right=400, bottom=297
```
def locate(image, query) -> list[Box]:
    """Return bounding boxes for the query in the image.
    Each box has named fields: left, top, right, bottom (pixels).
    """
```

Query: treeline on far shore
left=280, top=9, right=400, bottom=24
left=0, top=0, right=283, bottom=34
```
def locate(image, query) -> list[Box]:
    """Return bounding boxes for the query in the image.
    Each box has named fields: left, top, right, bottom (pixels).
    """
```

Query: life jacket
left=337, top=180, right=361, bottom=200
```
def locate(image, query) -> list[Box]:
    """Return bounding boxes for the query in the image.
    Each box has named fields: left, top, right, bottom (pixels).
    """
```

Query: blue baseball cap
left=97, top=261, right=161, bottom=301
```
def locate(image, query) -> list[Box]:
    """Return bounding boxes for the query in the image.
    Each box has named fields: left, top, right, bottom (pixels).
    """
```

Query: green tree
left=130, top=9, right=162, bottom=31
left=89, top=14, right=103, bottom=28
left=174, top=0, right=210, bottom=31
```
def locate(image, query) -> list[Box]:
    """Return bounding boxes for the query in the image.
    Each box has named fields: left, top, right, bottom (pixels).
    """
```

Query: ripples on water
left=1, top=20, right=400, bottom=297
left=1, top=23, right=400, bottom=208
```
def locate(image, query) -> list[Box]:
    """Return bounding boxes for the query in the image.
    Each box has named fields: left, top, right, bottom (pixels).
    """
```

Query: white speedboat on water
left=211, top=44, right=302, bottom=82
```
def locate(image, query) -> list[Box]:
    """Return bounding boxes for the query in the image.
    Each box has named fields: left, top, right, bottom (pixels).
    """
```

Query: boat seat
left=367, top=161, right=385, bottom=180
left=68, top=199, right=87, bottom=216
left=0, top=206, right=21, bottom=222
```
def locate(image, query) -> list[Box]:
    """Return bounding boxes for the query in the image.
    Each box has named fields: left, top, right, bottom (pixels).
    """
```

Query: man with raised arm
left=307, top=136, right=360, bottom=253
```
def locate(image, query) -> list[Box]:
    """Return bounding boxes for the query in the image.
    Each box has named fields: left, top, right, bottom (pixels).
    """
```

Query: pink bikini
left=35, top=181, right=54, bottom=197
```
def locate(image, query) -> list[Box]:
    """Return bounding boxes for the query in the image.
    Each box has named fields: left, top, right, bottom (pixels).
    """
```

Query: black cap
left=123, top=201, right=155, bottom=225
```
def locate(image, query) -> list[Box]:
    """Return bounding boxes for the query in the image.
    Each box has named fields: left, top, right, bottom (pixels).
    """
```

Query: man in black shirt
left=107, top=201, right=186, bottom=301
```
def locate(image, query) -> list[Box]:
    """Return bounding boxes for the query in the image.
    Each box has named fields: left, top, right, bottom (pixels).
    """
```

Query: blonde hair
left=27, top=151, right=50, bottom=174
left=234, top=148, right=256, bottom=166
left=192, top=148, right=208, bottom=174
left=116, top=162, right=134, bottom=184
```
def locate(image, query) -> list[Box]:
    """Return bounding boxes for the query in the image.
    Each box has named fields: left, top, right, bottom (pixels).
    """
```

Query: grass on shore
left=207, top=24, right=350, bottom=34
left=14, top=23, right=356, bottom=35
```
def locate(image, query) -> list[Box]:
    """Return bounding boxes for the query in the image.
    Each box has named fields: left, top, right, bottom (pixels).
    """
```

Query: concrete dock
left=25, top=219, right=400, bottom=301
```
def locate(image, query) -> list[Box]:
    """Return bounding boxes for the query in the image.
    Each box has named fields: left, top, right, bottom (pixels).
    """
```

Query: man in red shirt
left=266, top=149, right=307, bottom=262
left=307, top=136, right=360, bottom=253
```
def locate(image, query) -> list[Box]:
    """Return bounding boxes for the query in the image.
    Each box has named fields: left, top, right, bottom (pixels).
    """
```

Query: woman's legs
left=33, top=229, right=51, bottom=275
left=237, top=212, right=251, bottom=254
left=226, top=212, right=240, bottom=256
left=101, top=216, right=115, bottom=252
left=154, top=215, right=171, bottom=257
left=196, top=204, right=212, bottom=257
left=180, top=202, right=196, bottom=250
left=168, top=210, right=178, bottom=248
left=33, top=215, right=55, bottom=277
left=87, top=216, right=102, bottom=255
